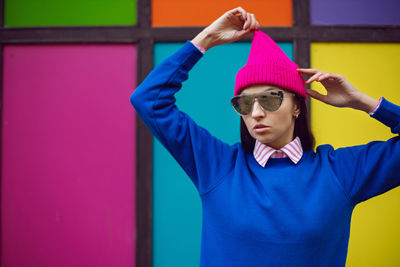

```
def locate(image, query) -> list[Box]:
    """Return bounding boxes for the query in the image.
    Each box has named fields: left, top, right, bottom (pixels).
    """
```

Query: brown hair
left=240, top=94, right=315, bottom=153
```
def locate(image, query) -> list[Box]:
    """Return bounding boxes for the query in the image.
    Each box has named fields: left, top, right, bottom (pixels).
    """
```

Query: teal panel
left=153, top=42, right=293, bottom=267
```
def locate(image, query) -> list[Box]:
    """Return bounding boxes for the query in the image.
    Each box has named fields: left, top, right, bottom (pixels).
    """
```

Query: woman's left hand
left=297, top=68, right=379, bottom=113
left=297, top=68, right=362, bottom=108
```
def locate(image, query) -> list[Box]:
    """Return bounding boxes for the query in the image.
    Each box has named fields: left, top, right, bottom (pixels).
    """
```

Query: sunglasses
left=230, top=89, right=296, bottom=115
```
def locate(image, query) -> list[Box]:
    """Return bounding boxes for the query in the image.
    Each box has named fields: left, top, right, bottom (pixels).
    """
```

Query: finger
left=235, top=6, right=247, bottom=15
left=246, top=13, right=253, bottom=30
left=233, top=7, right=247, bottom=23
left=248, top=13, right=256, bottom=30
left=230, top=8, right=247, bottom=26
left=250, top=13, right=260, bottom=29
left=234, top=13, right=247, bottom=27
left=317, top=73, right=337, bottom=82
left=296, top=68, right=320, bottom=76
left=306, top=89, right=328, bottom=103
left=305, top=72, right=323, bottom=84
left=318, top=73, right=344, bottom=83
left=244, top=12, right=251, bottom=30
left=250, top=14, right=257, bottom=30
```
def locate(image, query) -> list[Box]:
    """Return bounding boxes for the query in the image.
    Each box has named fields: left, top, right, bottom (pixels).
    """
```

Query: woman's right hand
left=191, top=7, right=260, bottom=51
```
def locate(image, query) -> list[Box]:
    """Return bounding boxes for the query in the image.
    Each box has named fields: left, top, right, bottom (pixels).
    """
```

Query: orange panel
left=152, top=0, right=292, bottom=27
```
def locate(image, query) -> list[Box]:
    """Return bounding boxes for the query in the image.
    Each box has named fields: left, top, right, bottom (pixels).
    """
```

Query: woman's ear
left=293, top=99, right=301, bottom=118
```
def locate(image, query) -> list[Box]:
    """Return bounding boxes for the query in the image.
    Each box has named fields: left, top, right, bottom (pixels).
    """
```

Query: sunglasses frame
left=230, top=89, right=296, bottom=116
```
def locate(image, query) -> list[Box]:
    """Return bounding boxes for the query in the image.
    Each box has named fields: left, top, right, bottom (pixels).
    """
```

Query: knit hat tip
left=234, top=30, right=306, bottom=99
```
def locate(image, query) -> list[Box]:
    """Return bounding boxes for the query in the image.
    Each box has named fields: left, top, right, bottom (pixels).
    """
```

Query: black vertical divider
left=135, top=38, right=154, bottom=267
left=293, top=0, right=312, bottom=124
left=135, top=0, right=153, bottom=265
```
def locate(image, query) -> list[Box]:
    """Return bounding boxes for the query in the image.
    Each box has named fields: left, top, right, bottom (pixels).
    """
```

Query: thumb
left=306, top=89, right=328, bottom=103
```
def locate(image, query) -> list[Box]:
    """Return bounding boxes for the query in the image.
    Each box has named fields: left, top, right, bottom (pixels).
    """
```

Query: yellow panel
left=311, top=43, right=400, bottom=266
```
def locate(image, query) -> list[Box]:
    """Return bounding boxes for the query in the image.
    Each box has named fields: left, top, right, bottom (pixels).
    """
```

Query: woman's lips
left=253, top=124, right=271, bottom=134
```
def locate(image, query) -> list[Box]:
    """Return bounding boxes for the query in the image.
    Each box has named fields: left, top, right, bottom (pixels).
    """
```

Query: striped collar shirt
left=253, top=137, right=303, bottom=167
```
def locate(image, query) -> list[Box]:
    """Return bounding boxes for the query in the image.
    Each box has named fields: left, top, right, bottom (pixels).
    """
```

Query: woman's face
left=240, top=84, right=300, bottom=149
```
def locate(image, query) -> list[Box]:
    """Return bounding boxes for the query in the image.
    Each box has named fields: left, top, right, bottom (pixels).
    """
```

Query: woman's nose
left=251, top=100, right=265, bottom=118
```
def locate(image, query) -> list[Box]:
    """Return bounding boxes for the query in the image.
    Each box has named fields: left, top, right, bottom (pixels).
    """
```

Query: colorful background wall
left=1, top=0, right=399, bottom=267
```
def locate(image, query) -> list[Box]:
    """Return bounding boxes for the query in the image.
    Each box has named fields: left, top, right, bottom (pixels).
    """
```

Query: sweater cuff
left=168, top=41, right=204, bottom=71
left=368, top=97, right=382, bottom=115
left=190, top=41, right=206, bottom=54
left=371, top=97, right=400, bottom=134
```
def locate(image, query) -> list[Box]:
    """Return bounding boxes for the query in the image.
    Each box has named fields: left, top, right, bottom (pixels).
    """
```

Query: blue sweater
left=130, top=41, right=400, bottom=267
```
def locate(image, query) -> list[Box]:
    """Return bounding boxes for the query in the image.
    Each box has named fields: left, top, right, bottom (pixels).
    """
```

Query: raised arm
left=299, top=68, right=400, bottom=204
left=131, top=7, right=259, bottom=195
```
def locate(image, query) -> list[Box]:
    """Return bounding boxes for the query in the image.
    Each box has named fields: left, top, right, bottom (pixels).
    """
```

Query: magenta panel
left=2, top=44, right=136, bottom=267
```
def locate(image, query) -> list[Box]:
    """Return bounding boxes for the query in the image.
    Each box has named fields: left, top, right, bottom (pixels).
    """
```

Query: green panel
left=4, top=0, right=136, bottom=27
left=153, top=42, right=293, bottom=267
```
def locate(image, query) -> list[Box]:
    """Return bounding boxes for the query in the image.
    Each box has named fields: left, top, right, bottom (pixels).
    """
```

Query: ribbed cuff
left=190, top=41, right=206, bottom=54
left=368, top=97, right=382, bottom=116
left=371, top=97, right=400, bottom=134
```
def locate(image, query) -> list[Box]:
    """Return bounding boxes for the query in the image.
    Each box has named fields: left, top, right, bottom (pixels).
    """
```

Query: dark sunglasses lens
left=231, top=90, right=284, bottom=115
left=231, top=95, right=253, bottom=115
left=257, top=92, right=283, bottom=112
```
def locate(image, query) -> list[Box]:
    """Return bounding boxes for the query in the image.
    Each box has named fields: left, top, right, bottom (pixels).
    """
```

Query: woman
left=131, top=7, right=400, bottom=267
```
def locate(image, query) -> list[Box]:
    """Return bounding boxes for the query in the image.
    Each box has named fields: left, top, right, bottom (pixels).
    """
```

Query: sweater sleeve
left=130, top=41, right=238, bottom=195
left=328, top=97, right=400, bottom=205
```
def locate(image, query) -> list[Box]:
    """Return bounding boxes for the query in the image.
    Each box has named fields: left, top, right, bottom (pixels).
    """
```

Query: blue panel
left=153, top=42, right=293, bottom=267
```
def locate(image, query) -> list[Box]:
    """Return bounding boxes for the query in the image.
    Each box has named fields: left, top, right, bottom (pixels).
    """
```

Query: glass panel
left=311, top=0, right=400, bottom=25
left=311, top=42, right=400, bottom=266
left=4, top=0, right=137, bottom=27
left=152, top=0, right=292, bottom=26
left=2, top=44, right=136, bottom=267
left=153, top=42, right=293, bottom=267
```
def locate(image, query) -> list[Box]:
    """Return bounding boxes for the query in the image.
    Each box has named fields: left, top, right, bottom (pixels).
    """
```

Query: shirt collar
left=253, top=137, right=303, bottom=167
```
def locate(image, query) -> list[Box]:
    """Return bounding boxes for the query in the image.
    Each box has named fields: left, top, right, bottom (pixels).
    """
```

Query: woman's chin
left=253, top=135, right=275, bottom=144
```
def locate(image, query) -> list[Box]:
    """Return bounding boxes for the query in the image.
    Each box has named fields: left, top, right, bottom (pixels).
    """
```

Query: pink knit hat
left=234, top=30, right=306, bottom=99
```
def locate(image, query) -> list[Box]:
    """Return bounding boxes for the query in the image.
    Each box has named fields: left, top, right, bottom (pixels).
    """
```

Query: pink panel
left=2, top=44, right=136, bottom=267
